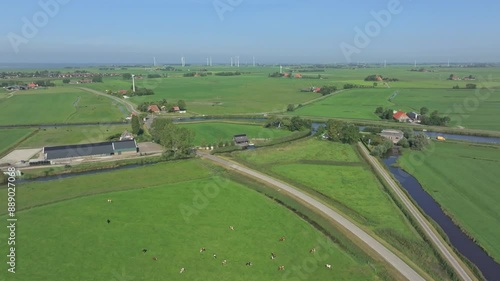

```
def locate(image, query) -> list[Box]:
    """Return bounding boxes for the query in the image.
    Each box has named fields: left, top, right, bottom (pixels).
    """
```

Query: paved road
left=197, top=151, right=426, bottom=281
left=357, top=144, right=474, bottom=281
left=78, top=87, right=138, bottom=115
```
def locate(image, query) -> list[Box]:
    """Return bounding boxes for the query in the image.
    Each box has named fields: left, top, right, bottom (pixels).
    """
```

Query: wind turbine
left=153, top=57, right=156, bottom=67
left=181, top=56, right=185, bottom=67
left=253, top=56, right=256, bottom=67
left=131, top=74, right=136, bottom=92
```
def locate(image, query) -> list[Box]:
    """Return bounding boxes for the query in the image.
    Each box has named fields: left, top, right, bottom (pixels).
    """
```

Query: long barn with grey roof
left=43, top=140, right=138, bottom=160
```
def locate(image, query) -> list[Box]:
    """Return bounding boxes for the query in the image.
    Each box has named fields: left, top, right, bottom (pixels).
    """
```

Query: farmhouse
left=147, top=105, right=161, bottom=113
left=233, top=134, right=249, bottom=147
left=43, top=140, right=138, bottom=161
left=393, top=111, right=410, bottom=122
left=379, top=129, right=404, bottom=144
left=172, top=106, right=180, bottom=112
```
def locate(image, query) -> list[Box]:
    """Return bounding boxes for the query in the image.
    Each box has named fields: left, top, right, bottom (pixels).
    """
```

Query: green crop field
left=0, top=160, right=383, bottom=281
left=77, top=72, right=323, bottom=115
left=230, top=138, right=453, bottom=280
left=398, top=141, right=500, bottom=262
left=0, top=128, right=35, bottom=155
left=18, top=125, right=131, bottom=148
left=0, top=87, right=127, bottom=125
left=292, top=87, right=500, bottom=131
left=177, top=122, right=293, bottom=146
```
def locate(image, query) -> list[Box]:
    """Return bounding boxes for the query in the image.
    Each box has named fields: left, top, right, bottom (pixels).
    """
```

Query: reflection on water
left=383, top=156, right=500, bottom=281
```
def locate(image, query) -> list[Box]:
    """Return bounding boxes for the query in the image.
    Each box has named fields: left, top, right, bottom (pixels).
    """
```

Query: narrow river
left=383, top=156, right=500, bottom=281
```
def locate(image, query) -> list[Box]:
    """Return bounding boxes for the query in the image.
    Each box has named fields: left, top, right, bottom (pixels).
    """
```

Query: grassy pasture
left=398, top=141, right=500, bottom=262
left=292, top=87, right=500, bottom=131
left=77, top=74, right=323, bottom=115
left=0, top=160, right=381, bottom=281
left=0, top=87, right=126, bottom=125
left=18, top=125, right=130, bottom=148
left=177, top=122, right=293, bottom=146
left=0, top=128, right=34, bottom=155
left=230, top=138, right=454, bottom=280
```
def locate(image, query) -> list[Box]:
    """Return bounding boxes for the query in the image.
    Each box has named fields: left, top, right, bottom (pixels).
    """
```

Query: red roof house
left=147, top=105, right=160, bottom=113
left=172, top=106, right=180, bottom=112
left=294, top=73, right=302, bottom=78
left=28, top=82, right=38, bottom=89
left=393, top=111, right=410, bottom=122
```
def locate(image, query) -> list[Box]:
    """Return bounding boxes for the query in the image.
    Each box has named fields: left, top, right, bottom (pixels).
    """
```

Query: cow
left=142, top=249, right=148, bottom=253
left=199, top=247, right=206, bottom=253
left=279, top=237, right=285, bottom=242
left=325, top=264, right=332, bottom=269
left=152, top=257, right=158, bottom=261
left=229, top=226, right=234, bottom=231
left=222, top=259, right=227, bottom=266
left=271, top=252, right=276, bottom=260
left=246, top=262, right=253, bottom=266
left=278, top=266, right=285, bottom=271
left=179, top=267, right=185, bottom=273
left=309, top=248, right=316, bottom=254
left=107, top=219, right=111, bottom=224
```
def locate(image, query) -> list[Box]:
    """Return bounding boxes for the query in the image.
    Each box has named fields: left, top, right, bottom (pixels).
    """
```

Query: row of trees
left=137, top=99, right=186, bottom=112
left=323, top=120, right=360, bottom=144
left=452, top=84, right=476, bottom=89
left=343, top=83, right=374, bottom=89
left=214, top=71, right=241, bottom=76
left=364, top=75, right=399, bottom=82
left=150, top=119, right=194, bottom=159
left=420, top=111, right=450, bottom=126
left=264, top=116, right=311, bottom=132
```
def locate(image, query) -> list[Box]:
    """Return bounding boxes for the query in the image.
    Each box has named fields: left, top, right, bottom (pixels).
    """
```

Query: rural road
left=78, top=87, right=138, bottom=115
left=197, top=151, right=426, bottom=281
left=357, top=144, right=474, bottom=281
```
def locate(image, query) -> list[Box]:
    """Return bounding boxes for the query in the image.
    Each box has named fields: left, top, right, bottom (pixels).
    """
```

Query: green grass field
left=292, top=87, right=500, bottom=131
left=0, top=160, right=383, bottom=280
left=0, top=128, right=34, bottom=155
left=0, top=87, right=126, bottom=125
left=177, top=122, right=293, bottom=146
left=18, top=125, right=131, bottom=148
left=398, top=141, right=500, bottom=262
left=231, top=138, right=453, bottom=280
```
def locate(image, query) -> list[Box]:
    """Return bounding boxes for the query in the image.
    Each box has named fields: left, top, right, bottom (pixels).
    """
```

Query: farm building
left=379, top=129, right=404, bottom=144
left=406, top=112, right=420, bottom=121
left=147, top=105, right=160, bottom=113
left=393, top=111, right=410, bottom=122
left=120, top=131, right=134, bottom=141
left=172, top=106, right=180, bottom=112
left=43, top=140, right=138, bottom=161
left=233, top=134, right=249, bottom=147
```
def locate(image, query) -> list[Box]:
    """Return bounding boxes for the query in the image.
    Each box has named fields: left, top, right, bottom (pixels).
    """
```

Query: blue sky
left=1, top=0, right=499, bottom=64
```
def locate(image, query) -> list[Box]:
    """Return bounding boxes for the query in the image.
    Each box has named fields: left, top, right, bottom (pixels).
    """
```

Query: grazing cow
left=279, top=237, right=285, bottom=242
left=271, top=252, right=276, bottom=260
left=222, top=259, right=227, bottom=266
left=179, top=267, right=185, bottom=273
left=229, top=226, right=234, bottom=231
left=213, top=253, right=217, bottom=259
left=152, top=257, right=158, bottom=261
left=107, top=199, right=112, bottom=203
left=142, top=249, right=148, bottom=253
left=325, top=264, right=332, bottom=269
left=107, top=219, right=111, bottom=224
left=309, top=248, right=316, bottom=254
left=246, top=262, right=253, bottom=266
left=199, top=247, right=206, bottom=253
left=278, top=266, right=285, bottom=271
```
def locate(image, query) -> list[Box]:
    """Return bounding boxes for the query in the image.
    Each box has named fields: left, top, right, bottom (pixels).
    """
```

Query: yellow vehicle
left=436, top=136, right=446, bottom=141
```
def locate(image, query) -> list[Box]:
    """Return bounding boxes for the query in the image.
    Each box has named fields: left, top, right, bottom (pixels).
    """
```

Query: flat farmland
left=177, top=122, right=293, bottom=146
left=80, top=74, right=322, bottom=115
left=292, top=87, right=500, bottom=131
left=0, top=88, right=126, bottom=125
left=231, top=138, right=454, bottom=280
left=0, top=128, right=34, bottom=155
left=398, top=141, right=500, bottom=262
left=19, top=125, right=130, bottom=148
left=0, top=160, right=382, bottom=281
